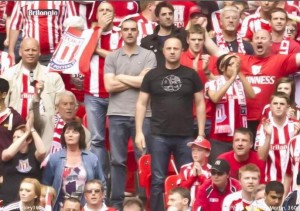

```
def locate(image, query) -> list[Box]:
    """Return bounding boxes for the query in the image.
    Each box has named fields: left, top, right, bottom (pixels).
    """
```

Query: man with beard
left=141, top=1, right=188, bottom=67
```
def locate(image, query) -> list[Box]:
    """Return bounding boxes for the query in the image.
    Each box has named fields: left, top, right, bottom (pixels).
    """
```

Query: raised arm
left=27, top=111, right=46, bottom=162
left=257, top=120, right=272, bottom=161
left=1, top=128, right=30, bottom=162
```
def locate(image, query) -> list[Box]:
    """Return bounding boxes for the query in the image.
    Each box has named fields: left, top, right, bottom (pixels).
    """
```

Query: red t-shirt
left=218, top=150, right=265, bottom=183
left=272, top=39, right=300, bottom=55
left=239, top=53, right=298, bottom=121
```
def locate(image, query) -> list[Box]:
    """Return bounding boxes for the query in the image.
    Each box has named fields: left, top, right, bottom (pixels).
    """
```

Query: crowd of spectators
left=2, top=1, right=300, bottom=211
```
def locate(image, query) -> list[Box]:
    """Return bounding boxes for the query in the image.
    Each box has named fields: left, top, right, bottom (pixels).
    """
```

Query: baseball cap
left=189, top=5, right=204, bottom=17
left=211, top=159, right=230, bottom=173
left=187, top=138, right=211, bottom=151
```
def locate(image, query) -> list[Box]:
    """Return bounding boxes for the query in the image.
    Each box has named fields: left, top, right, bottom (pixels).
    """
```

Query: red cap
left=187, top=138, right=211, bottom=151
left=189, top=5, right=203, bottom=17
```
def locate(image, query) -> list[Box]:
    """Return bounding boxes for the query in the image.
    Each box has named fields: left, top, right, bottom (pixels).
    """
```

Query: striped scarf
left=216, top=32, right=246, bottom=54
left=214, top=76, right=247, bottom=136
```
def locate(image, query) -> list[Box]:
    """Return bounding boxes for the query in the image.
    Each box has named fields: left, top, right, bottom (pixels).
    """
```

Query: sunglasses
left=85, top=189, right=101, bottom=194
left=211, top=170, right=225, bottom=176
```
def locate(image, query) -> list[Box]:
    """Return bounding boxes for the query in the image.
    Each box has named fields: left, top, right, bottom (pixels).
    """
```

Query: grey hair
left=54, top=91, right=78, bottom=108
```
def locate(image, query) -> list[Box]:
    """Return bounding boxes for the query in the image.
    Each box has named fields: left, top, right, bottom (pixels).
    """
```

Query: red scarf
left=213, top=76, right=247, bottom=135
left=216, top=32, right=246, bottom=54
left=51, top=114, right=65, bottom=154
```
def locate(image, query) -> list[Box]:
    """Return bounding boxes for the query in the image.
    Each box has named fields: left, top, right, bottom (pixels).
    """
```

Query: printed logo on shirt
left=21, top=92, right=34, bottom=99
left=209, top=198, right=219, bottom=202
left=271, top=144, right=288, bottom=151
left=27, top=9, right=59, bottom=16
left=16, top=159, right=32, bottom=173
left=251, top=65, right=262, bottom=75
left=161, top=75, right=182, bottom=92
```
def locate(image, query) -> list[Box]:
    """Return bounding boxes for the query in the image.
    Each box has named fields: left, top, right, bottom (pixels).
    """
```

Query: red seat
left=138, top=154, right=152, bottom=197
left=164, top=174, right=180, bottom=208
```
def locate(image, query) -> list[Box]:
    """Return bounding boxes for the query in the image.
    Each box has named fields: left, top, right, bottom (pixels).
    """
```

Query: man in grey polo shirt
left=104, top=18, right=156, bottom=210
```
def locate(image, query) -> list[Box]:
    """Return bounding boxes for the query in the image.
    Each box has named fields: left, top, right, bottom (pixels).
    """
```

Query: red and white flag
left=48, top=27, right=99, bottom=75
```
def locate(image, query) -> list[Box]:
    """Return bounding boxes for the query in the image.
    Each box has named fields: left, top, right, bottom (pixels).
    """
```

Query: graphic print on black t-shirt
left=161, top=75, right=182, bottom=92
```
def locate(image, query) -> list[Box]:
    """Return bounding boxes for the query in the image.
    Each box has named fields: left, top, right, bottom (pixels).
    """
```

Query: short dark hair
left=169, top=187, right=191, bottom=205
left=265, top=181, right=284, bottom=195
left=121, top=18, right=138, bottom=30
left=269, top=7, right=288, bottom=21
left=270, top=91, right=291, bottom=105
left=234, top=127, right=254, bottom=143
left=123, top=197, right=144, bottom=211
left=63, top=197, right=81, bottom=209
left=155, top=1, right=174, bottom=17
left=60, top=121, right=86, bottom=150
left=0, top=78, right=9, bottom=93
left=187, top=24, right=206, bottom=39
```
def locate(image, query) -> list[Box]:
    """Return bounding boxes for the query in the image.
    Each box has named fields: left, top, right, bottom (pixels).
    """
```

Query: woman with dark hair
left=1, top=113, right=46, bottom=205
left=42, top=121, right=105, bottom=210
left=4, top=178, right=43, bottom=211
left=207, top=54, right=255, bottom=162
left=262, top=77, right=300, bottom=120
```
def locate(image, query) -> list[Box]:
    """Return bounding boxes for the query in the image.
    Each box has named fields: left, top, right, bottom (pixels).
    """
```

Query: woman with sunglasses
left=42, top=121, right=105, bottom=211
left=207, top=54, right=255, bottom=162
left=4, top=178, right=44, bottom=211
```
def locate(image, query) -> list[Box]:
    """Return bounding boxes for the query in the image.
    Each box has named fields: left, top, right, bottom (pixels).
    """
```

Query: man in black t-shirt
left=135, top=37, right=206, bottom=211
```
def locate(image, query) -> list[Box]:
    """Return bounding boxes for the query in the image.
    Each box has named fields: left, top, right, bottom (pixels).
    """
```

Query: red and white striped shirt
left=84, top=26, right=120, bottom=98
left=10, top=1, right=76, bottom=55
left=171, top=1, right=197, bottom=28
left=222, top=191, right=252, bottom=211
left=20, top=69, right=35, bottom=119
left=255, top=116, right=297, bottom=183
left=240, top=12, right=271, bottom=41
left=73, top=1, right=99, bottom=29
left=121, top=13, right=157, bottom=45
left=288, top=135, right=300, bottom=190
left=178, top=162, right=211, bottom=206
left=0, top=2, right=6, bottom=33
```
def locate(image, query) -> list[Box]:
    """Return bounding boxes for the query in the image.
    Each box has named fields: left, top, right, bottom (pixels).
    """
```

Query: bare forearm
left=118, top=74, right=144, bottom=88
left=32, top=130, right=46, bottom=158
left=257, top=134, right=271, bottom=161
left=239, top=73, right=255, bottom=98
left=2, top=133, right=29, bottom=161
left=135, top=101, right=147, bottom=134
left=209, top=78, right=235, bottom=103
left=8, top=29, right=19, bottom=54
left=196, top=102, right=206, bottom=136
left=104, top=76, right=130, bottom=93
left=95, top=47, right=111, bottom=58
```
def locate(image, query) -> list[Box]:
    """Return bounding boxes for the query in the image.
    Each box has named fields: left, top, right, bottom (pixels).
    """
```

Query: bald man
left=135, top=37, right=206, bottom=210
left=1, top=37, right=65, bottom=119
left=232, top=29, right=300, bottom=136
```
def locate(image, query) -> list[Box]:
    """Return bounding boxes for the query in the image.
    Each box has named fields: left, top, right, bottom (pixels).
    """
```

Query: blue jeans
left=108, top=115, right=151, bottom=210
left=150, top=135, right=193, bottom=211
left=84, top=95, right=109, bottom=177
